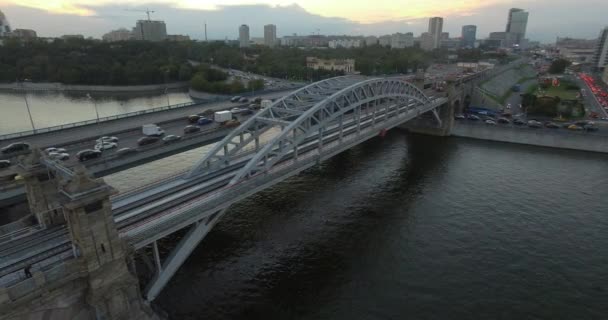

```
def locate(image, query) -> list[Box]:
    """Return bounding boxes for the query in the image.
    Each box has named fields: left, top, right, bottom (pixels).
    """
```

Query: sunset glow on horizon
left=2, top=0, right=508, bottom=22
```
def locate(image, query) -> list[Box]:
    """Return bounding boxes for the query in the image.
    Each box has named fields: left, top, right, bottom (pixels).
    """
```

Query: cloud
left=1, top=0, right=607, bottom=42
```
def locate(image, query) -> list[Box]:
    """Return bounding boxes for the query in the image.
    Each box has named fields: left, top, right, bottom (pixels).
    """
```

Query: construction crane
left=125, top=8, right=155, bottom=21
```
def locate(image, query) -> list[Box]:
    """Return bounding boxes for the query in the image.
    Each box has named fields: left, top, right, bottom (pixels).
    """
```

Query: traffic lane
left=504, top=79, right=537, bottom=115
left=575, top=75, right=608, bottom=118
left=58, top=111, right=255, bottom=166
left=0, top=90, right=294, bottom=149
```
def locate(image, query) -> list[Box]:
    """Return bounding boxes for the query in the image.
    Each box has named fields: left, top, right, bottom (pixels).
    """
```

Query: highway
left=0, top=90, right=294, bottom=155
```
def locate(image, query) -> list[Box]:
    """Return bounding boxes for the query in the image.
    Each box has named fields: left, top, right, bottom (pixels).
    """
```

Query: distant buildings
left=102, top=28, right=132, bottom=42
left=428, top=17, right=444, bottom=50
left=420, top=32, right=435, bottom=51
left=11, top=29, right=37, bottom=39
left=506, top=8, right=528, bottom=46
left=593, top=27, right=608, bottom=70
left=264, top=24, right=277, bottom=47
left=166, top=34, right=190, bottom=42
left=306, top=57, right=356, bottom=73
left=461, top=25, right=477, bottom=48
left=239, top=24, right=250, bottom=48
left=555, top=37, right=596, bottom=63
left=329, top=38, right=361, bottom=49
left=378, top=35, right=392, bottom=47
left=390, top=32, right=414, bottom=49
left=364, top=36, right=378, bottom=46
left=280, top=35, right=328, bottom=48
left=0, top=10, right=11, bottom=37
left=61, top=34, right=85, bottom=40
left=133, top=20, right=167, bottom=41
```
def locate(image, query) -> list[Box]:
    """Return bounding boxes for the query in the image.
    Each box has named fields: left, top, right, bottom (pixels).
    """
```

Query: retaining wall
left=451, top=122, right=608, bottom=153
left=0, top=82, right=189, bottom=93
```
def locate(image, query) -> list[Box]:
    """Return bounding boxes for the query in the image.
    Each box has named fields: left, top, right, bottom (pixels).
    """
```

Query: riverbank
left=451, top=121, right=608, bottom=154
left=0, top=81, right=190, bottom=93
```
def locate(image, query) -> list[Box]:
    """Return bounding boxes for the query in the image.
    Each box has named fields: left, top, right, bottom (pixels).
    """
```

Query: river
left=106, top=131, right=608, bottom=319
left=0, top=90, right=193, bottom=135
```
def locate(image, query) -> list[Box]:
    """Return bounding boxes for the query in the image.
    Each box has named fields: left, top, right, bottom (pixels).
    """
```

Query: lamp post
left=20, top=82, right=36, bottom=132
left=86, top=93, right=100, bottom=123
left=164, top=70, right=171, bottom=107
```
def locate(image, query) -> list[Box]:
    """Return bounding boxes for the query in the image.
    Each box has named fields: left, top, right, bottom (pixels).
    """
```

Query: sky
left=1, top=0, right=607, bottom=42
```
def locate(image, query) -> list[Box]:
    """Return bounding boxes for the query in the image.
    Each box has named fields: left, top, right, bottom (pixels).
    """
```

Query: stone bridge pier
left=1, top=150, right=162, bottom=320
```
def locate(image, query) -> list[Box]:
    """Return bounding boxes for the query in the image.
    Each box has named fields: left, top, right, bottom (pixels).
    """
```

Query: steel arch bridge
left=187, top=75, right=440, bottom=181
left=116, top=75, right=448, bottom=301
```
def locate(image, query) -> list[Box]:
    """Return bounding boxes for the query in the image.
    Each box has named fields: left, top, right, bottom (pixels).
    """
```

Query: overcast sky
left=1, top=0, right=607, bottom=42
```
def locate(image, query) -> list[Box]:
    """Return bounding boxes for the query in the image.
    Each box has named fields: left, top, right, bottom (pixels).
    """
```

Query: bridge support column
left=144, top=208, right=229, bottom=301
left=59, top=167, right=161, bottom=319
left=17, top=149, right=64, bottom=227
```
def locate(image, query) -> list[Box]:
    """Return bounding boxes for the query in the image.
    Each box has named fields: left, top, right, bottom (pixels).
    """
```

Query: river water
left=104, top=131, right=608, bottom=319
left=0, top=91, right=193, bottom=135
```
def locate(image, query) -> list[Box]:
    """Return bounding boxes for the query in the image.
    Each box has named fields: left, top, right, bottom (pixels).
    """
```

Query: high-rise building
left=264, top=24, right=277, bottom=47
left=506, top=8, right=528, bottom=45
left=428, top=17, right=444, bottom=49
left=11, top=29, right=37, bottom=39
left=441, top=32, right=450, bottom=40
left=364, top=36, right=378, bottom=46
left=0, top=10, right=11, bottom=37
left=102, top=28, right=132, bottom=42
left=239, top=24, right=250, bottom=48
left=132, top=20, right=167, bottom=41
left=593, top=27, right=608, bottom=70
left=461, top=25, right=477, bottom=48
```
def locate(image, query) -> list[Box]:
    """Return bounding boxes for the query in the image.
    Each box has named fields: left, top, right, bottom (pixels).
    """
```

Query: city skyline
left=0, top=1, right=607, bottom=42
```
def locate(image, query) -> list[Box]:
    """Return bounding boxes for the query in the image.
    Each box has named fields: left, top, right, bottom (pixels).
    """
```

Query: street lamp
left=20, top=81, right=36, bottom=132
left=86, top=93, right=100, bottom=123
left=164, top=70, right=171, bottom=107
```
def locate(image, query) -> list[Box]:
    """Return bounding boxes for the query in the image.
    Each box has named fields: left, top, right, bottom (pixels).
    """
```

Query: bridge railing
left=0, top=101, right=200, bottom=142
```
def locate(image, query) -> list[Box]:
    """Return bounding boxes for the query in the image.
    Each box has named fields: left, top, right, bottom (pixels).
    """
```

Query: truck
left=261, top=99, right=273, bottom=109
left=142, top=124, right=164, bottom=137
left=214, top=110, right=232, bottom=123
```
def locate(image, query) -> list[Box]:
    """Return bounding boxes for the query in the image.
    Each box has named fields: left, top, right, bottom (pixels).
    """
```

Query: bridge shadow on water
left=153, top=131, right=460, bottom=320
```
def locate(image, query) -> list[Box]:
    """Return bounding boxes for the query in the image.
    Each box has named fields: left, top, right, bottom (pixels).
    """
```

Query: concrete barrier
left=452, top=122, right=608, bottom=153
left=0, top=81, right=190, bottom=93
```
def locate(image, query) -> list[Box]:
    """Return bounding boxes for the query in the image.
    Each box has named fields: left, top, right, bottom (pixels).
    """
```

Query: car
left=240, top=109, right=254, bottom=115
left=485, top=119, right=497, bottom=125
left=545, top=122, right=560, bottom=129
left=54, top=148, right=67, bottom=153
left=249, top=103, right=260, bottom=110
left=197, top=117, right=213, bottom=125
left=561, top=122, right=573, bottom=128
left=96, top=136, right=119, bottom=143
left=188, top=115, right=201, bottom=123
left=467, top=114, right=480, bottom=121
left=497, top=118, right=510, bottom=124
left=45, top=147, right=58, bottom=154
left=48, top=152, right=69, bottom=161
left=528, top=120, right=542, bottom=128
left=162, top=135, right=182, bottom=144
left=575, top=120, right=590, bottom=126
left=238, top=97, right=249, bottom=103
left=584, top=125, right=599, bottom=132
left=223, top=119, right=241, bottom=128
left=454, top=114, right=466, bottom=120
left=76, top=149, right=102, bottom=162
left=137, top=136, right=160, bottom=146
left=0, top=160, right=11, bottom=169
left=253, top=97, right=262, bottom=104
left=506, top=103, right=511, bottom=109
left=116, top=148, right=138, bottom=157
left=567, top=124, right=583, bottom=131
left=1, top=142, right=30, bottom=154
left=184, top=125, right=201, bottom=134
left=95, top=142, right=118, bottom=151
left=231, top=108, right=245, bottom=114
left=230, top=96, right=241, bottom=102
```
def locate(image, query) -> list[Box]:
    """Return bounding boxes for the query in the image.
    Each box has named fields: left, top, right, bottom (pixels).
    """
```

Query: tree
left=548, top=59, right=571, bottom=74
left=248, top=79, right=264, bottom=91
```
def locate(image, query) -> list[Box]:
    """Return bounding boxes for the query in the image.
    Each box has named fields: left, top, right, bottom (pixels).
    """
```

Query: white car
left=230, top=108, right=245, bottom=114
left=485, top=119, right=497, bottom=125
left=48, top=152, right=69, bottom=161
left=96, top=136, right=119, bottom=143
left=94, top=142, right=118, bottom=151
left=45, top=147, right=58, bottom=154
left=506, top=103, right=512, bottom=109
